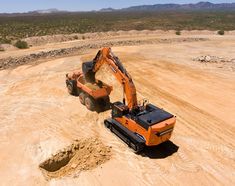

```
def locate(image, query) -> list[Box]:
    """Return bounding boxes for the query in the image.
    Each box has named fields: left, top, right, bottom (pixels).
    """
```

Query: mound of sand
left=193, top=55, right=235, bottom=63
left=39, top=138, right=112, bottom=180
left=0, top=44, right=17, bottom=51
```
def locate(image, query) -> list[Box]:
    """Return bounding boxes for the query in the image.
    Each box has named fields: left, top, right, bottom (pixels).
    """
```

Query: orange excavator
left=66, top=47, right=176, bottom=152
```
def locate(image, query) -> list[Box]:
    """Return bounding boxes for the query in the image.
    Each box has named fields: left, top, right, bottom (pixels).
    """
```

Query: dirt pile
left=39, top=138, right=112, bottom=180
left=0, top=48, right=79, bottom=70
left=193, top=55, right=235, bottom=63
left=0, top=37, right=208, bottom=70
left=23, top=30, right=235, bottom=47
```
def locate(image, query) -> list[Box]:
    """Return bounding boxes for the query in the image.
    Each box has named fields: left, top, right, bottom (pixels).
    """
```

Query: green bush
left=175, top=30, right=181, bottom=35
left=14, top=40, right=29, bottom=49
left=217, top=30, right=225, bottom=35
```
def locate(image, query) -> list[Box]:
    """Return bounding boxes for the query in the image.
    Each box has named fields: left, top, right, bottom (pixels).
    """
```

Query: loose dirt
left=39, top=138, right=111, bottom=180
left=85, top=83, right=101, bottom=90
left=193, top=55, right=235, bottom=63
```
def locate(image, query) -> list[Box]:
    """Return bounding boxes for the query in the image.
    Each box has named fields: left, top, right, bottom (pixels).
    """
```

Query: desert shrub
left=175, top=30, right=181, bottom=35
left=82, top=35, right=86, bottom=40
left=73, top=35, right=78, bottom=39
left=217, top=30, right=224, bottom=35
left=14, top=40, right=28, bottom=49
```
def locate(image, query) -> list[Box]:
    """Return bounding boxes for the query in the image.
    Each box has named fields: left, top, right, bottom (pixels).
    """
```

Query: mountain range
left=1, top=2, right=235, bottom=15
left=101, top=2, right=235, bottom=12
left=123, top=2, right=235, bottom=11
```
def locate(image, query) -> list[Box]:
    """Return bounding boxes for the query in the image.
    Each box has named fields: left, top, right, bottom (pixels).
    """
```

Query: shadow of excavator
left=140, top=140, right=179, bottom=159
left=95, top=103, right=112, bottom=113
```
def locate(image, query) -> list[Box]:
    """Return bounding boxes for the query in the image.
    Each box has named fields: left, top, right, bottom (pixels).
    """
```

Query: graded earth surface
left=0, top=32, right=234, bottom=185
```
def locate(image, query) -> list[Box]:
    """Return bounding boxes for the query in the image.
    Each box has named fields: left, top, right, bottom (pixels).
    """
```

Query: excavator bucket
left=82, top=61, right=95, bottom=83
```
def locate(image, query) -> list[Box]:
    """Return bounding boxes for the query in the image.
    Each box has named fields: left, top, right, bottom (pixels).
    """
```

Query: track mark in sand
left=94, top=111, right=133, bottom=157
left=173, top=149, right=201, bottom=173
left=137, top=159, right=172, bottom=186
left=69, top=112, right=102, bottom=138
left=39, top=138, right=112, bottom=180
left=180, top=136, right=235, bottom=160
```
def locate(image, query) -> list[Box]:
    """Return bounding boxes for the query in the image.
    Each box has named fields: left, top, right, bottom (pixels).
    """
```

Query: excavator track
left=104, top=118, right=145, bottom=153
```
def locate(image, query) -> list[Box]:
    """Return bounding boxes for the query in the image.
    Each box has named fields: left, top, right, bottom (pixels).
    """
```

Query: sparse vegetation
left=0, top=11, right=234, bottom=40
left=217, top=30, right=225, bottom=35
left=14, top=40, right=29, bottom=49
left=73, top=35, right=78, bottom=39
left=175, top=30, right=181, bottom=35
left=0, top=37, right=11, bottom=44
left=82, top=35, right=86, bottom=40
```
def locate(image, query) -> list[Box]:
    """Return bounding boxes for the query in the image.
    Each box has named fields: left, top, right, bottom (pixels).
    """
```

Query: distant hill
left=0, top=9, right=67, bottom=16
left=0, top=8, right=69, bottom=17
left=99, top=8, right=116, bottom=12
left=112, top=2, right=235, bottom=11
left=28, top=8, right=67, bottom=14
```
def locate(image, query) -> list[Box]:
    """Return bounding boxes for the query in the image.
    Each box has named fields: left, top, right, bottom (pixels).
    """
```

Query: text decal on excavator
left=156, top=128, right=174, bottom=137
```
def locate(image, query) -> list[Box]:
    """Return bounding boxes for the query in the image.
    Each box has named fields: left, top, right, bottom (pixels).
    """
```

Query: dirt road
left=0, top=34, right=235, bottom=185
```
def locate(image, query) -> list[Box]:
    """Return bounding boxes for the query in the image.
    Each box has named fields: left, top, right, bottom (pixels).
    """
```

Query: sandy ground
left=0, top=33, right=235, bottom=185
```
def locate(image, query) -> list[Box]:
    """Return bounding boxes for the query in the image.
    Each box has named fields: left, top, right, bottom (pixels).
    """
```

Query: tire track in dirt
left=180, top=136, right=235, bottom=160
left=173, top=149, right=201, bottom=173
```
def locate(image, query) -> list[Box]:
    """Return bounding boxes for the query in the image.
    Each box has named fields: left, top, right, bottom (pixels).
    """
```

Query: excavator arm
left=82, top=48, right=138, bottom=110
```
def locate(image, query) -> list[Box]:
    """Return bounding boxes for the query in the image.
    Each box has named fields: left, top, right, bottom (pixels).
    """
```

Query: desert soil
left=39, top=138, right=111, bottom=180
left=0, top=32, right=235, bottom=186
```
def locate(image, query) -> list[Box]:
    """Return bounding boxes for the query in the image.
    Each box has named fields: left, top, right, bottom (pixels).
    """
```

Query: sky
left=0, top=0, right=234, bottom=13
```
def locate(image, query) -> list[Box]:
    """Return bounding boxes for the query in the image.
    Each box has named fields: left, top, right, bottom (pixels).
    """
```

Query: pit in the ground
left=39, top=138, right=111, bottom=179
left=39, top=143, right=78, bottom=172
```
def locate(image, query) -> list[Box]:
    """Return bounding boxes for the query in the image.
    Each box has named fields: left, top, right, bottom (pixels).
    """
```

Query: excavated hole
left=39, top=138, right=112, bottom=180
left=39, top=146, right=77, bottom=172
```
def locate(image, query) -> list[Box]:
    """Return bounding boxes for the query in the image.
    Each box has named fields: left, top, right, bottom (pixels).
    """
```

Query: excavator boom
left=82, top=47, right=138, bottom=110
